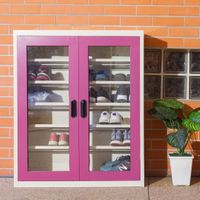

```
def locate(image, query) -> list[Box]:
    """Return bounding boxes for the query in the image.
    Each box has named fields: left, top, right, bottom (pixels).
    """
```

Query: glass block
left=144, top=75, right=161, bottom=99
left=190, top=51, right=200, bottom=73
left=164, top=51, right=187, bottom=73
left=189, top=77, right=200, bottom=99
left=164, top=76, right=186, bottom=98
left=144, top=50, right=161, bottom=73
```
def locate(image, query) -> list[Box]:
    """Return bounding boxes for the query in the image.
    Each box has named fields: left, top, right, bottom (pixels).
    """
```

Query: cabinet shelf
left=90, top=56, right=130, bottom=64
left=30, top=56, right=69, bottom=63
left=29, top=124, right=68, bottom=128
left=91, top=124, right=130, bottom=129
left=28, top=102, right=68, bottom=110
left=90, top=146, right=130, bottom=151
left=90, top=103, right=130, bottom=107
left=28, top=80, right=68, bottom=85
left=29, top=145, right=69, bottom=151
left=90, top=81, right=130, bottom=85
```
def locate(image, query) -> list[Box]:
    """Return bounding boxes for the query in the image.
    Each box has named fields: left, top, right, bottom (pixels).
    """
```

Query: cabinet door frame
left=78, top=36, right=141, bottom=181
left=17, top=36, right=79, bottom=181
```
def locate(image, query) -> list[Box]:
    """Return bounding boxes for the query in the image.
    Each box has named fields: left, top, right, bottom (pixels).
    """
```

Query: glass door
left=17, top=37, right=79, bottom=181
left=79, top=36, right=141, bottom=181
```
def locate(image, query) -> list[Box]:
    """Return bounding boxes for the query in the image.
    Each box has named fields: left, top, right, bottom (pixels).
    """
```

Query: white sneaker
left=110, top=112, right=123, bottom=124
left=99, top=111, right=110, bottom=124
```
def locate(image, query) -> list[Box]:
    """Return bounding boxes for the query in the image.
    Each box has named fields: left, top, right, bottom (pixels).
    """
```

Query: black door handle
left=81, top=100, right=87, bottom=118
left=71, top=100, right=77, bottom=117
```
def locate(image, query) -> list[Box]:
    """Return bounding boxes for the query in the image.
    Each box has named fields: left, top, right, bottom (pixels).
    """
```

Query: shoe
left=110, top=112, right=123, bottom=124
left=110, top=129, right=123, bottom=146
left=58, top=133, right=68, bottom=146
left=112, top=73, right=126, bottom=81
left=116, top=85, right=129, bottom=103
left=123, top=129, right=130, bottom=146
left=99, top=111, right=110, bottom=124
left=96, top=87, right=110, bottom=102
left=126, top=74, right=130, bottom=81
left=100, top=155, right=130, bottom=171
left=28, top=66, right=37, bottom=81
left=89, top=69, right=96, bottom=81
left=95, top=70, right=110, bottom=81
left=36, top=65, right=50, bottom=80
left=48, top=132, right=58, bottom=145
left=89, top=88, right=97, bottom=103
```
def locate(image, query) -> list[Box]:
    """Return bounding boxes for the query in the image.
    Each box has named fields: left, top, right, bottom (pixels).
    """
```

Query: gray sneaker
left=110, top=129, right=123, bottom=146
left=123, top=129, right=130, bottom=146
left=112, top=73, right=126, bottom=81
left=116, top=85, right=129, bottom=102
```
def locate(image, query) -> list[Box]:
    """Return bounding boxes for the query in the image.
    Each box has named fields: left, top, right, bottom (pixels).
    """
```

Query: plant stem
left=182, top=131, right=193, bottom=153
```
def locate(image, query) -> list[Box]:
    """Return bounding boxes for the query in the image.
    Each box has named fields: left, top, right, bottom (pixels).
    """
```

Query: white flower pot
left=168, top=153, right=194, bottom=186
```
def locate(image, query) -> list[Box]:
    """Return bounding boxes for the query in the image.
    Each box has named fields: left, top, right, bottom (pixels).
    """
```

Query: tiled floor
left=0, top=177, right=199, bottom=200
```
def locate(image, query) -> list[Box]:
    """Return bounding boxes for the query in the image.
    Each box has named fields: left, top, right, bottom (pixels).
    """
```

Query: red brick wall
left=0, top=0, right=200, bottom=177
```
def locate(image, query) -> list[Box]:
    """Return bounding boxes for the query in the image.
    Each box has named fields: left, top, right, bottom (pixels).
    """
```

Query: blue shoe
left=110, top=129, right=123, bottom=146
left=123, top=129, right=130, bottom=146
left=95, top=70, right=110, bottom=81
left=89, top=69, right=96, bottom=81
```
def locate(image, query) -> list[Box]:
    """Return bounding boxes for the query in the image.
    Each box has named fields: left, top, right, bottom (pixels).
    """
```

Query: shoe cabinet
left=14, top=31, right=144, bottom=187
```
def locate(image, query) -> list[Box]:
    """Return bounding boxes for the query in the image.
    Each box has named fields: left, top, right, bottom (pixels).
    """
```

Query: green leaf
left=155, top=99, right=183, bottom=110
left=154, top=105, right=178, bottom=120
left=163, top=119, right=181, bottom=129
left=182, top=118, right=200, bottom=132
left=167, top=129, right=188, bottom=150
left=189, top=108, right=200, bottom=123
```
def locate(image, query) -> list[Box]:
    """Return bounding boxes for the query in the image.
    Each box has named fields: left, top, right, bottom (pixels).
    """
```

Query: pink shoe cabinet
left=14, top=31, right=144, bottom=187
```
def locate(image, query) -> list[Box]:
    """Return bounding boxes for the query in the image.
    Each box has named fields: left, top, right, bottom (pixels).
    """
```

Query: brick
left=41, top=5, right=70, bottom=14
left=144, top=120, right=152, bottom=129
left=71, top=6, right=104, bottom=15
left=0, top=118, right=13, bottom=127
left=56, top=16, right=88, bottom=25
left=89, top=16, right=119, bottom=25
left=152, top=0, right=183, bottom=5
left=151, top=160, right=168, bottom=169
left=169, top=7, right=199, bottom=16
left=9, top=108, right=13, bottom=116
left=0, top=77, right=13, bottom=86
left=0, top=5, right=10, bottom=14
left=0, top=149, right=9, bottom=158
left=146, top=150, right=167, bottom=159
left=9, top=25, right=39, bottom=33
left=184, top=39, right=200, bottom=48
left=152, top=120, right=165, bottom=129
left=145, top=130, right=167, bottom=139
left=25, top=16, right=55, bottom=24
left=0, top=128, right=9, bottom=137
left=0, top=139, right=13, bottom=147
left=0, top=98, right=13, bottom=106
left=0, top=16, right=24, bottom=24
left=0, top=169, right=10, bottom=176
left=169, top=28, right=199, bottom=37
left=9, top=169, right=14, bottom=176
left=57, top=0, right=88, bottom=3
left=72, top=26, right=103, bottom=30
left=40, top=26, right=72, bottom=30
left=10, top=5, right=40, bottom=14
left=0, top=159, right=13, bottom=168
left=89, top=0, right=119, bottom=4
left=0, top=108, right=9, bottom=117
left=104, top=6, right=136, bottom=15
left=153, top=17, right=184, bottom=26
left=137, top=6, right=169, bottom=15
left=145, top=140, right=151, bottom=149
left=25, top=0, right=56, bottom=3
left=105, top=27, right=136, bottom=30
left=121, top=17, right=152, bottom=26
left=0, top=88, right=9, bottom=96
left=121, top=0, right=151, bottom=4
left=9, top=149, right=13, bottom=158
left=0, top=36, right=12, bottom=44
left=145, top=170, right=167, bottom=176
left=154, top=38, right=184, bottom=48
left=0, top=25, right=8, bottom=34
left=152, top=140, right=167, bottom=149
left=185, top=0, right=200, bottom=5
left=0, top=46, right=9, bottom=55
left=142, top=27, right=168, bottom=37
left=185, top=18, right=200, bottom=26
left=0, top=66, right=9, bottom=75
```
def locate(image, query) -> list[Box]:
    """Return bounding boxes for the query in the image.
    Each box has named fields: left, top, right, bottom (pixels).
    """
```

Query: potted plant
left=149, top=99, right=200, bottom=186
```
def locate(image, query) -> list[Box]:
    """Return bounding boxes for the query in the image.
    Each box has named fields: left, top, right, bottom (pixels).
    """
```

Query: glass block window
left=144, top=49, right=200, bottom=100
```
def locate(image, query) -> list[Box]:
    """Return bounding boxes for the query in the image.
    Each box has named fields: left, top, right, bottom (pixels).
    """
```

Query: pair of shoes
left=112, top=73, right=130, bottom=81
left=99, top=111, right=123, bottom=124
left=115, top=85, right=130, bottom=103
left=89, top=87, right=110, bottom=103
left=48, top=132, right=68, bottom=146
left=100, top=155, right=130, bottom=171
left=89, top=69, right=111, bottom=81
left=110, top=129, right=130, bottom=146
left=28, top=65, right=50, bottom=81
